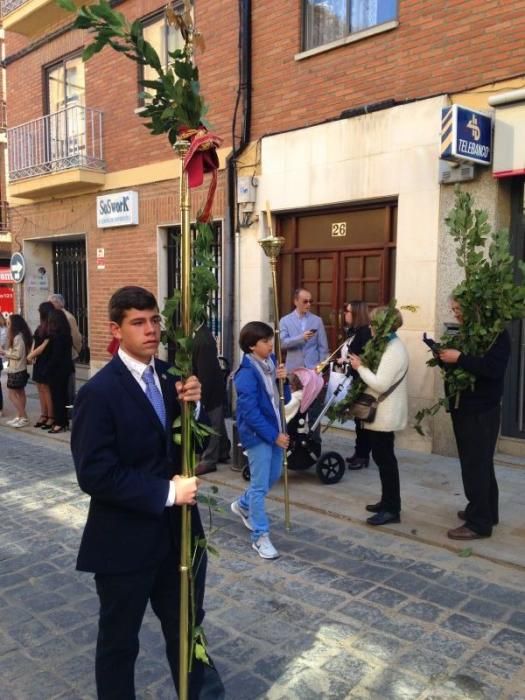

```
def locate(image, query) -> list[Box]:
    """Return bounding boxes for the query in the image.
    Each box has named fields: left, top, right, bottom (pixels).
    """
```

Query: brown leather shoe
left=457, top=510, right=466, bottom=520
left=195, top=463, right=217, bottom=476
left=447, top=525, right=489, bottom=540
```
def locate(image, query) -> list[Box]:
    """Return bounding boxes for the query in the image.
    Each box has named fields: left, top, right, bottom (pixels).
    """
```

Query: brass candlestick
left=259, top=202, right=291, bottom=531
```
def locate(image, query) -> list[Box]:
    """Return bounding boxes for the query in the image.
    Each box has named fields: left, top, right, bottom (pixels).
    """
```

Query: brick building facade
left=3, top=0, right=525, bottom=455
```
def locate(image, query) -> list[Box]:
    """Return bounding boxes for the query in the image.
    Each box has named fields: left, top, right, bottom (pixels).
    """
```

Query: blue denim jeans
left=239, top=441, right=283, bottom=542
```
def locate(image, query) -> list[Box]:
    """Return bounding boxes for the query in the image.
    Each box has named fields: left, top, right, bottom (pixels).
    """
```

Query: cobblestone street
left=1, top=426, right=524, bottom=699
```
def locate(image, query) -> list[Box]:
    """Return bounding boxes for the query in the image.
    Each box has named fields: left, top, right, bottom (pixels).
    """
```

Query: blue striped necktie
left=142, top=366, right=166, bottom=427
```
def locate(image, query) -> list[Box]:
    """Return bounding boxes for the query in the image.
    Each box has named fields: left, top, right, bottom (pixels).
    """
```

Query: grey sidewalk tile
left=463, top=646, right=523, bottom=680
left=321, top=653, right=371, bottom=687
left=374, top=618, right=425, bottom=642
left=244, top=617, right=300, bottom=646
left=438, top=572, right=488, bottom=595
left=364, top=586, right=408, bottom=608
left=397, top=648, right=452, bottom=679
left=7, top=670, right=73, bottom=700
left=428, top=672, right=504, bottom=700
left=508, top=610, right=525, bottom=631
left=477, top=582, right=525, bottom=609
left=406, top=561, right=446, bottom=579
left=338, top=599, right=388, bottom=626
left=399, top=600, right=443, bottom=623
left=349, top=561, right=394, bottom=582
left=329, top=574, right=375, bottom=596
left=418, top=583, right=468, bottom=608
left=363, top=668, right=427, bottom=699
left=352, top=630, right=403, bottom=661
left=7, top=617, right=53, bottom=648
left=383, top=571, right=429, bottom=595
left=417, top=630, right=469, bottom=659
left=300, top=565, right=340, bottom=585
left=461, top=597, right=509, bottom=622
left=223, top=671, right=270, bottom=699
left=441, top=613, right=492, bottom=640
left=490, top=627, right=525, bottom=657
left=213, top=634, right=266, bottom=666
left=275, top=579, right=346, bottom=610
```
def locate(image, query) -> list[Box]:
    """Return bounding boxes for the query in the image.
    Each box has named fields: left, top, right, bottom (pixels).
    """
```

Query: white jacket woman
left=349, top=306, right=409, bottom=527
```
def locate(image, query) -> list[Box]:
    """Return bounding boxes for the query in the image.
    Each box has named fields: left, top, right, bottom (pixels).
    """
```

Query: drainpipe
left=223, top=0, right=251, bottom=368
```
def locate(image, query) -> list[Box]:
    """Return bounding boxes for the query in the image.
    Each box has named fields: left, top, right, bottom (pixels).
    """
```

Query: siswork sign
left=441, top=105, right=493, bottom=166
left=97, top=191, right=139, bottom=228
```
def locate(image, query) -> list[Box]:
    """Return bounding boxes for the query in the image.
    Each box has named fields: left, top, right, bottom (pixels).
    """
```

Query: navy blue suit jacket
left=71, top=354, right=202, bottom=574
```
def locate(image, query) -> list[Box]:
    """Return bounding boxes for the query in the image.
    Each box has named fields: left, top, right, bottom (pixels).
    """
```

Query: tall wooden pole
left=174, top=138, right=191, bottom=700
left=259, top=202, right=291, bottom=531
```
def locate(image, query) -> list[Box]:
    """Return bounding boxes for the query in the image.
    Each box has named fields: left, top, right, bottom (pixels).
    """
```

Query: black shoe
left=366, top=511, right=400, bottom=526
left=346, top=455, right=369, bottom=470
left=195, top=463, right=217, bottom=476
left=48, top=425, right=69, bottom=434
left=365, top=502, right=383, bottom=513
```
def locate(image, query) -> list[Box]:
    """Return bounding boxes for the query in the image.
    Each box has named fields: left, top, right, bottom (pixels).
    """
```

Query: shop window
left=303, top=0, right=397, bottom=51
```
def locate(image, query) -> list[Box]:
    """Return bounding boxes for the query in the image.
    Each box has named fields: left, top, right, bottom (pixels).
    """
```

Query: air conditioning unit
left=439, top=160, right=475, bottom=184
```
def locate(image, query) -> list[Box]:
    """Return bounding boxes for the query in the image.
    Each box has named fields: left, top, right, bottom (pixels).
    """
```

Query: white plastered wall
left=238, top=95, right=449, bottom=452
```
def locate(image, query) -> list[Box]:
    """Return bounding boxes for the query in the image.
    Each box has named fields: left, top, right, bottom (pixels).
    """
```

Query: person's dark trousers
left=354, top=420, right=372, bottom=459
left=200, top=404, right=226, bottom=468
left=308, top=395, right=324, bottom=442
left=50, top=375, right=69, bottom=426
left=94, top=548, right=224, bottom=700
left=67, top=369, right=76, bottom=407
left=451, top=404, right=500, bottom=536
left=364, top=430, right=401, bottom=513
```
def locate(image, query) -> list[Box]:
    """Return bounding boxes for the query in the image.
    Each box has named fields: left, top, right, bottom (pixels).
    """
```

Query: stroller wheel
left=242, top=464, right=251, bottom=481
left=316, top=451, right=345, bottom=485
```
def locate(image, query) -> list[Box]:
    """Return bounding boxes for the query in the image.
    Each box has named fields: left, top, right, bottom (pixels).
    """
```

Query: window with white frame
left=140, top=10, right=186, bottom=102
left=303, top=0, right=397, bottom=51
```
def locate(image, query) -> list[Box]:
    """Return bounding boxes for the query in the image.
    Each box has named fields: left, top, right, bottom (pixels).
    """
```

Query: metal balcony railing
left=0, top=101, right=7, bottom=131
left=8, top=105, right=105, bottom=182
left=0, top=0, right=26, bottom=16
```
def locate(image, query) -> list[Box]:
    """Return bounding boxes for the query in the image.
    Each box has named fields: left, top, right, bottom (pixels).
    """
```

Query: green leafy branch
left=57, top=0, right=208, bottom=142
left=414, top=187, right=525, bottom=434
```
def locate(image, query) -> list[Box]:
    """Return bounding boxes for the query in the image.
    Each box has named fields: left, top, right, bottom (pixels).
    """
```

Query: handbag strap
left=377, top=367, right=408, bottom=403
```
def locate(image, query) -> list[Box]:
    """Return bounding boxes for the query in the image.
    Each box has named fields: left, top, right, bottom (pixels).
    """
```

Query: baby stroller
left=242, top=365, right=352, bottom=485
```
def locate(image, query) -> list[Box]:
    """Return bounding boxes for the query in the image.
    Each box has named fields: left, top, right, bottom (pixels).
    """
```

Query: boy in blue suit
left=71, top=286, right=224, bottom=699
left=231, top=322, right=289, bottom=559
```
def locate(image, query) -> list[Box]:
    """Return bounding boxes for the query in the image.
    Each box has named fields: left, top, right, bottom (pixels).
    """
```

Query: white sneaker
left=252, top=534, right=279, bottom=560
left=13, top=417, right=29, bottom=428
left=231, top=500, right=253, bottom=531
left=6, top=417, right=20, bottom=426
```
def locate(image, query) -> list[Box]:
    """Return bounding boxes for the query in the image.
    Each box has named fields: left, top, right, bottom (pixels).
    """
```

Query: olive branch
left=414, top=187, right=525, bottom=434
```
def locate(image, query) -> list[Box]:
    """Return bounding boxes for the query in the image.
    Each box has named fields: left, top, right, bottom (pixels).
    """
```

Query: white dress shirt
left=118, top=347, right=176, bottom=507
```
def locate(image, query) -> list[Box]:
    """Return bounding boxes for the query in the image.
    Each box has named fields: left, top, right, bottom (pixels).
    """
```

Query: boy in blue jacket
left=231, top=322, right=289, bottom=559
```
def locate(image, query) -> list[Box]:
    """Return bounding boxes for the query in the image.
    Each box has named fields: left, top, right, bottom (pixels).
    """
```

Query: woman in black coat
left=45, top=308, right=73, bottom=433
left=27, top=301, right=55, bottom=428
left=339, top=300, right=373, bottom=469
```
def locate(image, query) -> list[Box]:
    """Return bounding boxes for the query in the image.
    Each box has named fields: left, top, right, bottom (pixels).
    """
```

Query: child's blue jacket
left=234, top=353, right=290, bottom=448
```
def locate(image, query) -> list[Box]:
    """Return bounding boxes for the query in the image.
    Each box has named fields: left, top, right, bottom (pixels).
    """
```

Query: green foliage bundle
left=328, top=299, right=410, bottom=423
left=57, top=0, right=207, bottom=141
left=414, top=187, right=525, bottom=434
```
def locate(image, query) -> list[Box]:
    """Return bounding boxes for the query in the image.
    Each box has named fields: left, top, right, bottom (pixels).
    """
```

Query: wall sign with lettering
left=96, top=191, right=139, bottom=228
left=331, top=222, right=347, bottom=237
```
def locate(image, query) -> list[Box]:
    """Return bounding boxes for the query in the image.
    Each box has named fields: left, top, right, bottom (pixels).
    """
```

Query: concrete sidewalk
left=4, top=376, right=525, bottom=571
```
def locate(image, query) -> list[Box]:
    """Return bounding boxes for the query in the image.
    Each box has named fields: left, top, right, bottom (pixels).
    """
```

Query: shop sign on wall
left=97, top=248, right=105, bottom=270
left=441, top=105, right=492, bottom=165
left=97, top=191, right=139, bottom=228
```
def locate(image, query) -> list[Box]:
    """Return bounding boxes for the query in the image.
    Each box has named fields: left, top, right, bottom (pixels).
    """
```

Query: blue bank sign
left=441, top=105, right=493, bottom=165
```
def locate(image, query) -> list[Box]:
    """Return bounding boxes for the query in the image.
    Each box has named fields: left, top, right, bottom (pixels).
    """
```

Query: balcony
left=8, top=105, right=106, bottom=200
left=0, top=0, right=93, bottom=40
left=0, top=200, right=8, bottom=233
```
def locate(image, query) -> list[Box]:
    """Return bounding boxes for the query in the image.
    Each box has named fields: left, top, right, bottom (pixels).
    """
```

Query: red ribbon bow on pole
left=178, top=126, right=223, bottom=223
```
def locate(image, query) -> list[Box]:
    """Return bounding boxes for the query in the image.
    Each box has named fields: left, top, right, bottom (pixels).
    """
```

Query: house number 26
left=331, top=222, right=347, bottom=237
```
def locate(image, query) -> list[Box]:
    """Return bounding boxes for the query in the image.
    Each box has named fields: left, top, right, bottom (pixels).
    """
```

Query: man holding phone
left=280, top=288, right=329, bottom=439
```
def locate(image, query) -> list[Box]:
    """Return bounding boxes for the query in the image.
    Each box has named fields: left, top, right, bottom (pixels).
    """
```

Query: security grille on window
left=303, top=0, right=397, bottom=50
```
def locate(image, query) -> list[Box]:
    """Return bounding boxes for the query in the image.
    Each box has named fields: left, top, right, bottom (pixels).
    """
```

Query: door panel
left=297, top=253, right=337, bottom=345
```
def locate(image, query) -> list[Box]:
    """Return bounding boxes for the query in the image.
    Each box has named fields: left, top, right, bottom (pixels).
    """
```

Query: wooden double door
left=278, top=202, right=397, bottom=352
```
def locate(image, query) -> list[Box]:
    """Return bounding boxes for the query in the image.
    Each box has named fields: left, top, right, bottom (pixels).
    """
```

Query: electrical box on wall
left=237, top=176, right=257, bottom=203
left=439, top=160, right=475, bottom=184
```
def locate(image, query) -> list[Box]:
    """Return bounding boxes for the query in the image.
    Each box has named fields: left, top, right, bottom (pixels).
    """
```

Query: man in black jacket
left=192, top=321, right=230, bottom=475
left=438, top=298, right=511, bottom=540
